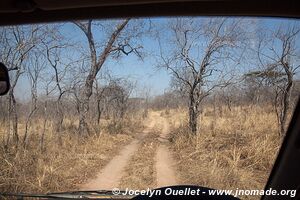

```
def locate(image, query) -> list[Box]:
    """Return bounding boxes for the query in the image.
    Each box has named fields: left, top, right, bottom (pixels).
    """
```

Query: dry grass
left=0, top=105, right=286, bottom=199
left=168, top=105, right=283, bottom=200
left=0, top=117, right=142, bottom=194
left=119, top=131, right=160, bottom=190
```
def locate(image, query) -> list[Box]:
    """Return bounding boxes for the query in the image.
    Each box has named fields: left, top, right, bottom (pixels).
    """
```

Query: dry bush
left=119, top=131, right=160, bottom=190
left=169, top=105, right=282, bottom=200
left=0, top=121, right=135, bottom=194
left=104, top=117, right=144, bottom=135
left=100, top=111, right=145, bottom=135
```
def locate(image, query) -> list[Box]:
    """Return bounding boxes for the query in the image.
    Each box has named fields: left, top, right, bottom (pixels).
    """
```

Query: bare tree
left=73, top=19, right=142, bottom=135
left=254, top=25, right=300, bottom=136
left=159, top=18, right=245, bottom=134
left=43, top=40, right=69, bottom=133
left=94, top=78, right=106, bottom=125
left=141, top=86, right=151, bottom=118
left=39, top=80, right=52, bottom=152
left=108, top=79, right=133, bottom=120
left=23, top=53, right=44, bottom=147
left=93, top=77, right=133, bottom=122
left=0, top=25, right=41, bottom=145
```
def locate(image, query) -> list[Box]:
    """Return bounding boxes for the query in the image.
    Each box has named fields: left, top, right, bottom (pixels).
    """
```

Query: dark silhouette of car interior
left=0, top=0, right=299, bottom=199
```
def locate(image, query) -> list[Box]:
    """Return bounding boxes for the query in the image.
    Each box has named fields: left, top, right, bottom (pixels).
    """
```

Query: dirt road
left=82, top=111, right=178, bottom=190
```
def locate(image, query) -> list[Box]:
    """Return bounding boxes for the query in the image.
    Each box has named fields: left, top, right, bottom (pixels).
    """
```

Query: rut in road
left=81, top=139, right=141, bottom=190
left=81, top=114, right=156, bottom=190
left=155, top=113, right=178, bottom=187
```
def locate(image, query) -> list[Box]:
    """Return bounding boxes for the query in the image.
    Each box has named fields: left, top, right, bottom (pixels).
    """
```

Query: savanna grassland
left=166, top=105, right=284, bottom=199
left=0, top=117, right=143, bottom=193
left=0, top=103, right=293, bottom=200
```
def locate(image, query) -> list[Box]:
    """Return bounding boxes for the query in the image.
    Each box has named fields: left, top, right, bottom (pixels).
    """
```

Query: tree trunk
left=8, top=91, right=18, bottom=145
left=55, top=98, right=64, bottom=132
left=188, top=94, right=198, bottom=135
left=23, top=99, right=38, bottom=148
left=78, top=92, right=91, bottom=135
left=279, top=81, right=293, bottom=136
left=40, top=100, right=48, bottom=152
left=96, top=99, right=102, bottom=125
left=54, top=100, right=63, bottom=145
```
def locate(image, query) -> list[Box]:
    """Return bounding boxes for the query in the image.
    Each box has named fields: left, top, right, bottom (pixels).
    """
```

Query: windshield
left=0, top=17, right=299, bottom=200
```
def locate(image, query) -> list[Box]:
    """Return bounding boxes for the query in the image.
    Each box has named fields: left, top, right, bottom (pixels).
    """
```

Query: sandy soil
left=81, top=138, right=141, bottom=190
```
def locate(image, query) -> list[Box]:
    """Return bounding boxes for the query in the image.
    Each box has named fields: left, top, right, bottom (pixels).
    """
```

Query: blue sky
left=61, top=19, right=171, bottom=96
left=14, top=17, right=300, bottom=101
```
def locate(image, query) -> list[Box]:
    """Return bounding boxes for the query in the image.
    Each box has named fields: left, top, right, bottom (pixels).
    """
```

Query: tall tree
left=23, top=52, right=44, bottom=147
left=43, top=32, right=70, bottom=133
left=159, top=18, right=245, bottom=134
left=0, top=25, right=42, bottom=145
left=73, top=19, right=142, bottom=135
left=254, top=25, right=300, bottom=136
